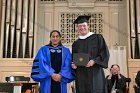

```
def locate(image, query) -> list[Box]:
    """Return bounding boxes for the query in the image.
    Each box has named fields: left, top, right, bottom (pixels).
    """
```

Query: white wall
left=35, top=1, right=127, bottom=53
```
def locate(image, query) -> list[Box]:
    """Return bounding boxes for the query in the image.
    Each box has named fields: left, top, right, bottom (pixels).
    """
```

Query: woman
left=31, top=30, right=74, bottom=93
left=106, top=64, right=126, bottom=93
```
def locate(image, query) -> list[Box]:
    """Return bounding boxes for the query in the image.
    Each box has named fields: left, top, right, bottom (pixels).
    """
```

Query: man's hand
left=86, top=60, right=95, bottom=67
left=71, top=63, right=77, bottom=69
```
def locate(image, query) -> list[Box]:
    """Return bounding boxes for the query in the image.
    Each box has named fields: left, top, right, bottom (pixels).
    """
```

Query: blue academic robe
left=31, top=45, right=74, bottom=93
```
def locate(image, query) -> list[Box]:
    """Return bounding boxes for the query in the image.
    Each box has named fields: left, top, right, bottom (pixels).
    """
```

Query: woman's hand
left=51, top=73, right=57, bottom=81
left=51, top=73, right=62, bottom=82
left=117, top=71, right=121, bottom=79
left=107, top=73, right=112, bottom=79
left=111, top=90, right=116, bottom=93
left=56, top=74, right=62, bottom=82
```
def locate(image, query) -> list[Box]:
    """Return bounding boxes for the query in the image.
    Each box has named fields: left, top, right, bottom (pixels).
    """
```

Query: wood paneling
left=0, top=58, right=33, bottom=82
left=128, top=59, right=140, bottom=93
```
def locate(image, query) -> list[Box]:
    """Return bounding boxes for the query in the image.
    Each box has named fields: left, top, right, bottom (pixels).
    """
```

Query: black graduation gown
left=136, top=71, right=140, bottom=87
left=50, top=48, right=62, bottom=93
left=72, top=34, right=109, bottom=93
left=135, top=71, right=140, bottom=93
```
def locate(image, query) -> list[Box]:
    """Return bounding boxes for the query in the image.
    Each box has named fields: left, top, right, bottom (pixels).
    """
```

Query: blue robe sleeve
left=31, top=47, right=55, bottom=82
left=59, top=48, right=75, bottom=83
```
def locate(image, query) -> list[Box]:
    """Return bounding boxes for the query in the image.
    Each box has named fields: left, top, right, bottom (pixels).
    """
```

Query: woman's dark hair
left=110, top=64, right=120, bottom=71
left=50, top=30, right=62, bottom=38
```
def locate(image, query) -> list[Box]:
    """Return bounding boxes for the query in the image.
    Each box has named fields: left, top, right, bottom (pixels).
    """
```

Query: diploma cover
left=73, top=53, right=89, bottom=66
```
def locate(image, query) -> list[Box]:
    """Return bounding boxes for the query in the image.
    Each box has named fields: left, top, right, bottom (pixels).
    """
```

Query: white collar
left=79, top=32, right=94, bottom=39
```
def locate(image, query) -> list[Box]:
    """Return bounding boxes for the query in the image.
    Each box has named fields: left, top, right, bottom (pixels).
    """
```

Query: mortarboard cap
left=74, top=15, right=91, bottom=24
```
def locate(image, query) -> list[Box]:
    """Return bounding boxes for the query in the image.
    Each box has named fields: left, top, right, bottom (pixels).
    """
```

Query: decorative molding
left=67, top=0, right=95, bottom=7
left=68, top=2, right=95, bottom=8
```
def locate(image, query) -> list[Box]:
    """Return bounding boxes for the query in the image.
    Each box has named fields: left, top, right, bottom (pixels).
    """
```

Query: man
left=135, top=71, right=140, bottom=93
left=71, top=15, right=109, bottom=93
left=31, top=30, right=74, bottom=93
left=106, top=64, right=127, bottom=93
